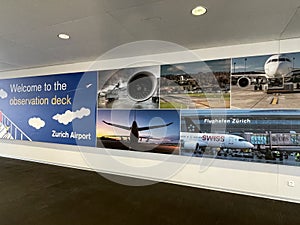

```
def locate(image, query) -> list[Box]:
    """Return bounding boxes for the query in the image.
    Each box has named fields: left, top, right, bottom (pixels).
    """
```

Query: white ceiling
left=0, top=0, right=299, bottom=71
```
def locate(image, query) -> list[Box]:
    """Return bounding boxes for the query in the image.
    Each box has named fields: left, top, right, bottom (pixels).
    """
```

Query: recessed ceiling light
left=58, top=33, right=70, bottom=40
left=191, top=6, right=207, bottom=16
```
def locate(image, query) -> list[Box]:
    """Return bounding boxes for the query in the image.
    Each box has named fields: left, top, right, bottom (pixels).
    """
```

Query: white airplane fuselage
left=181, top=132, right=254, bottom=151
left=264, top=54, right=293, bottom=79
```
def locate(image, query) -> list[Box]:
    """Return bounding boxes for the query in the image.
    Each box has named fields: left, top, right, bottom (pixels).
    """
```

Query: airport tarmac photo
left=231, top=52, right=300, bottom=109
left=160, top=59, right=231, bottom=109
left=231, top=85, right=300, bottom=109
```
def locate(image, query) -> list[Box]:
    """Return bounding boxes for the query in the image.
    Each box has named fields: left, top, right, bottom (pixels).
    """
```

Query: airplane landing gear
left=193, top=144, right=206, bottom=155
left=254, top=84, right=263, bottom=91
left=254, top=77, right=267, bottom=91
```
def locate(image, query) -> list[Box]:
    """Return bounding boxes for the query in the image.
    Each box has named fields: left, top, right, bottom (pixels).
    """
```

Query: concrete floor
left=0, top=157, right=299, bottom=225
left=231, top=85, right=300, bottom=109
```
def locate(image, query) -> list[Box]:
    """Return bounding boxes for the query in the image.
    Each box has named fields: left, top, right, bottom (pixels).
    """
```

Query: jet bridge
left=0, top=111, right=31, bottom=141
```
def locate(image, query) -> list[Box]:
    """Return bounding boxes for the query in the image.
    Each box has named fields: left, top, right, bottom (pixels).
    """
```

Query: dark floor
left=0, top=157, right=299, bottom=225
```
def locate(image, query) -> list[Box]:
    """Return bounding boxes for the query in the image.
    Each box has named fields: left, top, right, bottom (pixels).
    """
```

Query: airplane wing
left=231, top=71, right=267, bottom=77
left=292, top=69, right=300, bottom=75
left=138, top=122, right=173, bottom=131
left=232, top=70, right=300, bottom=78
left=99, top=135, right=130, bottom=141
left=139, top=136, right=160, bottom=140
left=293, top=67, right=300, bottom=71
left=102, top=120, right=131, bottom=130
left=101, top=135, right=129, bottom=138
left=291, top=69, right=300, bottom=81
left=102, top=135, right=159, bottom=142
left=139, top=136, right=161, bottom=142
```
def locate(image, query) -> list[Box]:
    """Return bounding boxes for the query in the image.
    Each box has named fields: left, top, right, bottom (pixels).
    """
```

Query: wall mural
left=1, top=53, right=300, bottom=165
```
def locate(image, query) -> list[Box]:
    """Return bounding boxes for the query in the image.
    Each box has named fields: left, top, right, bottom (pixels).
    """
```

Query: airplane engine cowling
left=237, top=77, right=251, bottom=88
left=127, top=71, right=157, bottom=102
left=181, top=141, right=204, bottom=151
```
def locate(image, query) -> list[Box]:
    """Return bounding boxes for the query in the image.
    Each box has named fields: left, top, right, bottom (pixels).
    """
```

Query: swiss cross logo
left=188, top=124, right=196, bottom=132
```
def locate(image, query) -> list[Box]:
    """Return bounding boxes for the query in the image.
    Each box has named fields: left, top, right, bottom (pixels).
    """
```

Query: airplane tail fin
left=184, top=117, right=201, bottom=133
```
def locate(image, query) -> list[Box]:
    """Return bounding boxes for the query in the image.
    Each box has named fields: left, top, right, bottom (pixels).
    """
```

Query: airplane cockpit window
left=279, top=58, right=291, bottom=62
left=266, top=57, right=291, bottom=64
left=267, top=59, right=279, bottom=64
left=238, top=138, right=247, bottom=142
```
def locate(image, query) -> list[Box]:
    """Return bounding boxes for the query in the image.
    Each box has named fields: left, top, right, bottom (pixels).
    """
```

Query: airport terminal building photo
left=0, top=1, right=300, bottom=225
left=182, top=110, right=300, bottom=134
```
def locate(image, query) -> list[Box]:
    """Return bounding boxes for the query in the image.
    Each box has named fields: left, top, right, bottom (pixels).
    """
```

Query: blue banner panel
left=0, top=72, right=97, bottom=147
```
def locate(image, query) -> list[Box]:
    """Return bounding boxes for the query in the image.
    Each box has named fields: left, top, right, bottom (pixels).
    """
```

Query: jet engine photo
left=237, top=77, right=251, bottom=88
left=127, top=71, right=158, bottom=102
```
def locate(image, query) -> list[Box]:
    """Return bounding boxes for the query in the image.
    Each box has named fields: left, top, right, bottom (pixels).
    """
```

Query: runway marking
left=270, top=93, right=279, bottom=105
left=270, top=97, right=278, bottom=104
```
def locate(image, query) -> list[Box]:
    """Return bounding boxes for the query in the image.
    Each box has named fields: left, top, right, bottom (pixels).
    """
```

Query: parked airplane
left=102, top=111, right=173, bottom=144
left=181, top=117, right=254, bottom=152
left=162, top=74, right=201, bottom=91
left=98, top=79, right=126, bottom=97
left=232, top=54, right=300, bottom=90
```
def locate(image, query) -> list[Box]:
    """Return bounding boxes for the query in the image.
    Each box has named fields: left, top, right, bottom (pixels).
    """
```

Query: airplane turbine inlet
left=127, top=71, right=158, bottom=102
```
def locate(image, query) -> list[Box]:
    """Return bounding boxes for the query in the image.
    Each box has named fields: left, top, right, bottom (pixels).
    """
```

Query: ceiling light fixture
left=58, top=33, right=70, bottom=40
left=191, top=6, right=207, bottom=16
